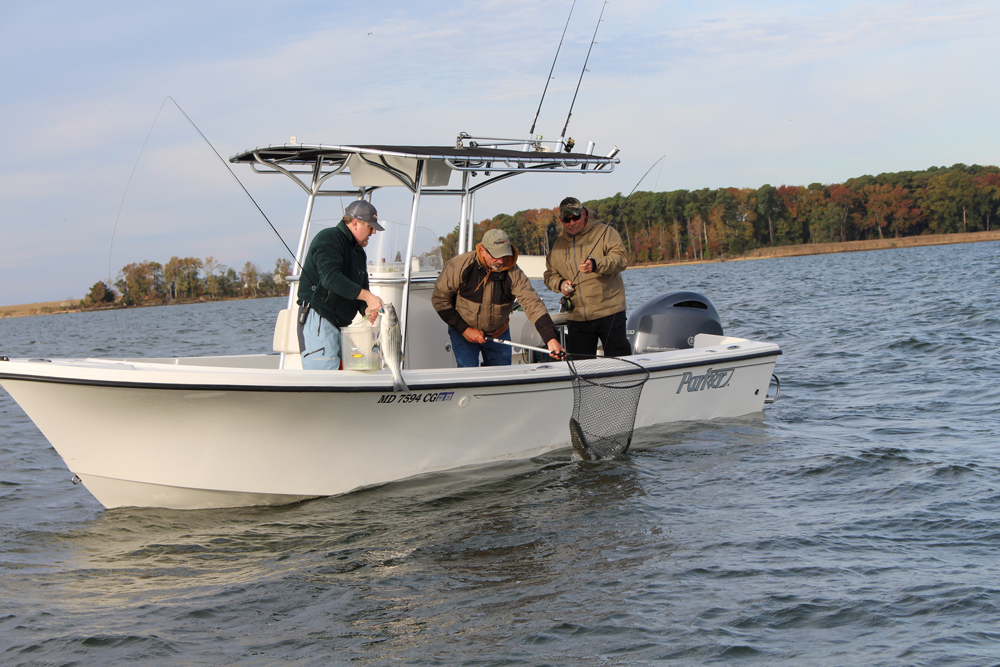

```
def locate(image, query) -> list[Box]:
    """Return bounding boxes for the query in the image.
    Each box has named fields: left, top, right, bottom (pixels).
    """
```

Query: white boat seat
left=273, top=309, right=300, bottom=354
left=273, top=309, right=303, bottom=369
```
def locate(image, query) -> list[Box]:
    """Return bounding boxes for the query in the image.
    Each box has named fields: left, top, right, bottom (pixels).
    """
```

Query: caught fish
left=569, top=417, right=631, bottom=461
left=379, top=303, right=408, bottom=392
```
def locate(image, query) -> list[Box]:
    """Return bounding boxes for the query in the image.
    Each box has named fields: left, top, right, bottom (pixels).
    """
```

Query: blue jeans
left=301, top=309, right=342, bottom=370
left=448, top=327, right=511, bottom=367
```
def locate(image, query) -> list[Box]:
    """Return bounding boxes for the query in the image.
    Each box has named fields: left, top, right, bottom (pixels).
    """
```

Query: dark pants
left=567, top=310, right=632, bottom=358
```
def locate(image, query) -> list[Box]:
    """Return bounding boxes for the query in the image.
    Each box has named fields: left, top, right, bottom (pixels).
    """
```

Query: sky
left=1, top=0, right=998, bottom=306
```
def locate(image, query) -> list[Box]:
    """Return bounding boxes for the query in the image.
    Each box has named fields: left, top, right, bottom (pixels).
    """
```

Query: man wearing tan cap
left=433, top=229, right=566, bottom=367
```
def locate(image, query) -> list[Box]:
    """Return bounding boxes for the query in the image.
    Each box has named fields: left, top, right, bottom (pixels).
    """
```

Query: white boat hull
left=0, top=335, right=779, bottom=510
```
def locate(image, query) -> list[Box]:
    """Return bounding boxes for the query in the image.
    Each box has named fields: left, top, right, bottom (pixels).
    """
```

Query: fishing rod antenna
left=559, top=0, right=608, bottom=152
left=528, top=1, right=576, bottom=141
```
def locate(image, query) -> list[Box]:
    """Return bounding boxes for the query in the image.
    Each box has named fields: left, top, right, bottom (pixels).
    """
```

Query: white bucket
left=341, top=325, right=381, bottom=371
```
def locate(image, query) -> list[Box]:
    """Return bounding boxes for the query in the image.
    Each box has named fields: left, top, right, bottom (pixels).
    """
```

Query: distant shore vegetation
left=438, top=163, right=1000, bottom=262
left=78, top=163, right=998, bottom=311
left=82, top=257, right=292, bottom=309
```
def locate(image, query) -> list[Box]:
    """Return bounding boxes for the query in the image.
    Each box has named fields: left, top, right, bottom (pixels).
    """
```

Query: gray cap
left=481, top=228, right=513, bottom=258
left=345, top=200, right=384, bottom=231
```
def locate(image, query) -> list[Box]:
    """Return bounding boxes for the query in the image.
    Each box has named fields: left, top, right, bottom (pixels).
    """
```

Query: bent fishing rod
left=109, top=97, right=309, bottom=358
left=163, top=97, right=368, bottom=310
left=562, top=155, right=666, bottom=295
left=165, top=97, right=300, bottom=269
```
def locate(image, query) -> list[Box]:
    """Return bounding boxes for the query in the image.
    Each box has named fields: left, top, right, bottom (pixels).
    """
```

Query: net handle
left=484, top=335, right=568, bottom=361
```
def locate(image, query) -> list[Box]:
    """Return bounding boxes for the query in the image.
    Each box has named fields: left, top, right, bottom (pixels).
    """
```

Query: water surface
left=2, top=241, right=999, bottom=665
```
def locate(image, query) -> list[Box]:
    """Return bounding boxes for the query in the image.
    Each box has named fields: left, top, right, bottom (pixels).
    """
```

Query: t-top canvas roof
left=230, top=143, right=618, bottom=189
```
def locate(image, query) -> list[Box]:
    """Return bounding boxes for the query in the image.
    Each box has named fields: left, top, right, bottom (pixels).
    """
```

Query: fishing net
left=567, top=356, right=650, bottom=461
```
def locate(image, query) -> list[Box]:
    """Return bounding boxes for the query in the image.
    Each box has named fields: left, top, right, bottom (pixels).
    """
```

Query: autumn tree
left=922, top=170, right=976, bottom=233
left=203, top=256, right=223, bottom=298
left=798, top=184, right=830, bottom=244
left=274, top=258, right=292, bottom=295
left=827, top=184, right=862, bottom=242
left=860, top=184, right=893, bottom=239
left=240, top=261, right=261, bottom=297
left=973, top=172, right=1000, bottom=230
left=115, top=261, right=164, bottom=306
left=84, top=281, right=116, bottom=306
left=776, top=185, right=809, bottom=244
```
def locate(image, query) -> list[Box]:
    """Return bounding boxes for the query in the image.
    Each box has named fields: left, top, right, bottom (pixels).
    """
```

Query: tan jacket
left=433, top=245, right=558, bottom=342
left=544, top=215, right=628, bottom=321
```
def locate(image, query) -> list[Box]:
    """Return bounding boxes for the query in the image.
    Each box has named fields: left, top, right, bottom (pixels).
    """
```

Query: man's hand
left=462, top=327, right=486, bottom=344
left=546, top=338, right=567, bottom=360
left=560, top=279, right=576, bottom=295
left=359, top=289, right=384, bottom=324
left=578, top=257, right=596, bottom=274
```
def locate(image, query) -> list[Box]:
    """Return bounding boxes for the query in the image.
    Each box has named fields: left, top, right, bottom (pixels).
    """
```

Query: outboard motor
left=626, top=291, right=723, bottom=352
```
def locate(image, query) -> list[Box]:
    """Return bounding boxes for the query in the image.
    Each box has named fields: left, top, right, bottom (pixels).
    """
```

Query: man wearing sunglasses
left=543, top=196, right=631, bottom=358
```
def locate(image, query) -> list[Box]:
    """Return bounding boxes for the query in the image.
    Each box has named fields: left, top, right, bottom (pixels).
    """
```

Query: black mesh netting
left=567, top=356, right=650, bottom=461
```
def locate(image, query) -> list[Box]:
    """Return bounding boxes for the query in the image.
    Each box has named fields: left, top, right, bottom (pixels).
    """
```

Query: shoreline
left=631, top=229, right=1000, bottom=270
left=0, top=295, right=271, bottom=320
left=4, top=231, right=998, bottom=319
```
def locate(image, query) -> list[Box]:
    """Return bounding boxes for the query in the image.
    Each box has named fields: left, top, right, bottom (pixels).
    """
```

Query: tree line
left=83, top=256, right=293, bottom=308
left=83, top=163, right=998, bottom=307
left=439, top=163, right=1000, bottom=262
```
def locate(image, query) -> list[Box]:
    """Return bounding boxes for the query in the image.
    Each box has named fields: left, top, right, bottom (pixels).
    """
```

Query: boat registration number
left=377, top=391, right=455, bottom=405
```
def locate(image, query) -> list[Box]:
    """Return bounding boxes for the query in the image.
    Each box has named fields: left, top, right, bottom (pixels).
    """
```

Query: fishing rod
left=484, top=336, right=569, bottom=361
left=168, top=97, right=366, bottom=313
left=560, top=155, right=666, bottom=308
left=120, top=98, right=353, bottom=334
left=528, top=0, right=576, bottom=138
left=165, top=97, right=300, bottom=269
left=559, top=0, right=608, bottom=149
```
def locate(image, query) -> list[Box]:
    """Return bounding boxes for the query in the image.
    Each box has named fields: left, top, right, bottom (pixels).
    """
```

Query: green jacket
left=297, top=222, right=369, bottom=327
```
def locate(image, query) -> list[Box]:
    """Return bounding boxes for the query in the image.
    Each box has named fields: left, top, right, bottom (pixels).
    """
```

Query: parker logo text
left=676, top=368, right=734, bottom=394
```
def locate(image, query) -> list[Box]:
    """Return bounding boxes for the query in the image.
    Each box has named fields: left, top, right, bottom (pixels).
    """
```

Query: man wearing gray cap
left=433, top=228, right=566, bottom=367
left=296, top=199, right=385, bottom=370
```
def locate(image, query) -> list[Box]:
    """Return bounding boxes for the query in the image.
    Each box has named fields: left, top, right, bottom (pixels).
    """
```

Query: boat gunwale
left=0, top=347, right=781, bottom=392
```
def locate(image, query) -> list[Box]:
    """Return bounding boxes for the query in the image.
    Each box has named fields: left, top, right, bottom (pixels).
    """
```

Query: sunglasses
left=561, top=212, right=582, bottom=223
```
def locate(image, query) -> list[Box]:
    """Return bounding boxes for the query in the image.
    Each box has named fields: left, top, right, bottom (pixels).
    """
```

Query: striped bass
left=379, top=303, right=408, bottom=392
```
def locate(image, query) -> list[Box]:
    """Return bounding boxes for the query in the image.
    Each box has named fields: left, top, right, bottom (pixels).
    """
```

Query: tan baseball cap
left=481, top=229, right=513, bottom=258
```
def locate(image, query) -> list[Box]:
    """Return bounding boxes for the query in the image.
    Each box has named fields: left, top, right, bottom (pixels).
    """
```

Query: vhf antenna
left=528, top=0, right=576, bottom=138
left=559, top=0, right=608, bottom=151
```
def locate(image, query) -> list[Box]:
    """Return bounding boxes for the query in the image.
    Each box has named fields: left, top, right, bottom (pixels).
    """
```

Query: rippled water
left=2, top=241, right=999, bottom=666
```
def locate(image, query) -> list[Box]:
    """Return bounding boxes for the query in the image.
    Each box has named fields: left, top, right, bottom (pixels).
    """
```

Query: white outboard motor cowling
left=626, top=291, right=723, bottom=352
